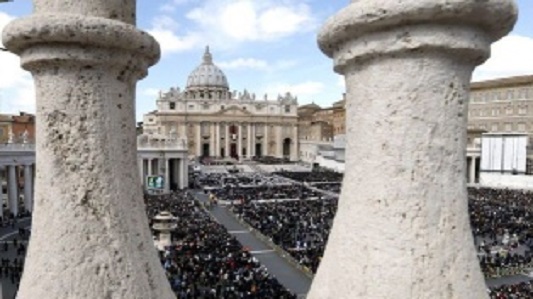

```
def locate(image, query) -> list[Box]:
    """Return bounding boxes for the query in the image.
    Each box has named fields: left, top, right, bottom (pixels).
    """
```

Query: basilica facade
left=143, top=47, right=299, bottom=160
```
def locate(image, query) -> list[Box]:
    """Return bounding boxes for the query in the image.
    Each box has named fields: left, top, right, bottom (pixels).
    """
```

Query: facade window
left=518, top=123, right=526, bottom=132
left=519, top=106, right=527, bottom=115
left=203, top=104, right=210, bottom=110
left=148, top=118, right=153, bottom=122
left=285, top=105, right=291, bottom=113
left=221, top=105, right=225, bottom=110
left=506, top=107, right=513, bottom=115
left=243, top=106, right=247, bottom=110
left=169, top=102, right=176, bottom=110
left=188, top=105, right=194, bottom=110
left=505, top=123, right=512, bottom=132
left=491, top=124, right=498, bottom=131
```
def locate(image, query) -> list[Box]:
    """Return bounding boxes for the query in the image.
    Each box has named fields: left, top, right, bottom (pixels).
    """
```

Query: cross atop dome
left=203, top=45, right=213, bottom=65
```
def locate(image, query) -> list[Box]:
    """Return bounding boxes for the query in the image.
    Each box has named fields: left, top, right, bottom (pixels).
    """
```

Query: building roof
left=186, top=46, right=229, bottom=90
left=299, top=103, right=321, bottom=110
left=471, top=75, right=533, bottom=90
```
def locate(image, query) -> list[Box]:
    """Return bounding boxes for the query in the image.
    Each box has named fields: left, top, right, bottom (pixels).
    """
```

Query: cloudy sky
left=1, top=0, right=532, bottom=120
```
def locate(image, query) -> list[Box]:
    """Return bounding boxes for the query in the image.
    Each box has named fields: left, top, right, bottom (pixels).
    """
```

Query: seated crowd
left=145, top=191, right=296, bottom=299
left=252, top=156, right=293, bottom=165
left=489, top=281, right=533, bottom=299
left=468, top=187, right=533, bottom=278
left=231, top=199, right=338, bottom=273
left=274, top=169, right=343, bottom=183
left=211, top=185, right=323, bottom=202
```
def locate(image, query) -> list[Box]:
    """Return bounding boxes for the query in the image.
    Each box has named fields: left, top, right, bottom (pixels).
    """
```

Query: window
left=491, top=124, right=498, bottom=131
left=203, top=104, right=210, bottom=110
left=148, top=118, right=153, bottom=122
left=285, top=105, right=291, bottom=113
left=169, top=102, right=176, bottom=110
left=519, top=106, right=527, bottom=115
left=221, top=105, right=225, bottom=110
left=188, top=105, right=194, bottom=110
left=506, top=107, right=513, bottom=115
left=505, top=123, right=512, bottom=132
left=243, top=106, right=247, bottom=110
left=518, top=123, right=526, bottom=131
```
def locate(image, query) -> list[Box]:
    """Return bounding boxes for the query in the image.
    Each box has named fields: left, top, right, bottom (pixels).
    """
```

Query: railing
left=0, top=143, right=36, bottom=151
left=137, top=138, right=188, bottom=151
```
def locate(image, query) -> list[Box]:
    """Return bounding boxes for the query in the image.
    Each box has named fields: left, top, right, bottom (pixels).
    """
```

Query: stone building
left=0, top=112, right=35, bottom=144
left=468, top=75, right=533, bottom=137
left=143, top=47, right=300, bottom=161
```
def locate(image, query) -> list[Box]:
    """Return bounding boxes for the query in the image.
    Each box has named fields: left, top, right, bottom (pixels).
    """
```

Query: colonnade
left=194, top=121, right=299, bottom=160
left=138, top=157, right=188, bottom=191
left=0, top=163, right=34, bottom=219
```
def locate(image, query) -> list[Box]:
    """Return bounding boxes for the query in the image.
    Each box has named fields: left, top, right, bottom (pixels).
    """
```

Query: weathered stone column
left=2, top=1, right=175, bottom=298
left=310, top=1, right=517, bottom=298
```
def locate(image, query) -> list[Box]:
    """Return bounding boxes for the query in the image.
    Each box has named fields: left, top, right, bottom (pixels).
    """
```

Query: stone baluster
left=2, top=1, right=175, bottom=297
left=309, top=1, right=517, bottom=298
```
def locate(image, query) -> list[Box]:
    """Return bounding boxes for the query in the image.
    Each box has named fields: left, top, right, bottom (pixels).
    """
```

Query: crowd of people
left=274, top=169, right=343, bottom=183
left=489, top=281, right=533, bottom=299
left=211, top=185, right=323, bottom=202
left=252, top=156, right=294, bottom=165
left=468, top=187, right=533, bottom=278
left=231, top=199, right=338, bottom=273
left=145, top=191, right=296, bottom=299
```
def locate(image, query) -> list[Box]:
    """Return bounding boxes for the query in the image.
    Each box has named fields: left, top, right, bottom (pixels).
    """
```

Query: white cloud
left=148, top=0, right=316, bottom=56
left=0, top=12, right=35, bottom=114
left=217, top=58, right=296, bottom=71
left=187, top=0, right=316, bottom=43
left=218, top=58, right=268, bottom=70
left=146, top=16, right=199, bottom=54
left=473, top=35, right=533, bottom=82
left=261, top=81, right=324, bottom=102
left=142, top=88, right=161, bottom=98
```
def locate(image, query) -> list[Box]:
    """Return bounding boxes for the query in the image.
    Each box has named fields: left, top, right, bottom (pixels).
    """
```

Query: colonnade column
left=470, top=156, right=478, bottom=184
left=138, top=158, right=144, bottom=186
left=196, top=122, right=202, bottom=157
left=264, top=123, right=269, bottom=156
left=7, top=165, right=18, bottom=217
left=210, top=122, right=215, bottom=157
left=225, top=123, right=230, bottom=158
left=24, top=164, right=33, bottom=213
left=164, top=158, right=170, bottom=193
left=308, top=1, right=517, bottom=298
left=147, top=158, right=153, bottom=176
left=238, top=123, right=243, bottom=159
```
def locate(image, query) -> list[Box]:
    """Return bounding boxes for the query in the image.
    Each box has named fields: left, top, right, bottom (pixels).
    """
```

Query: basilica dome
left=186, top=46, right=229, bottom=90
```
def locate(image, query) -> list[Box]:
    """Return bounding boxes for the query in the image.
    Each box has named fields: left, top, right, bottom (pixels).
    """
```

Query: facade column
left=308, top=2, right=517, bottom=299
left=225, top=123, right=230, bottom=158
left=247, top=123, right=252, bottom=158
left=276, top=125, right=283, bottom=158
left=470, top=156, right=478, bottom=184
left=210, top=122, right=215, bottom=157
left=264, top=123, right=269, bottom=157
left=2, top=3, right=175, bottom=295
left=24, top=164, right=33, bottom=213
left=179, top=158, right=189, bottom=189
left=237, top=123, right=243, bottom=159
left=292, top=125, right=298, bottom=161
left=250, top=124, right=256, bottom=157
left=196, top=122, right=202, bottom=157
left=7, top=165, right=18, bottom=217
left=215, top=122, right=220, bottom=158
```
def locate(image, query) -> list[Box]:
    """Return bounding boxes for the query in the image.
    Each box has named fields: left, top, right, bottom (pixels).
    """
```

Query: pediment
left=214, top=105, right=253, bottom=116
